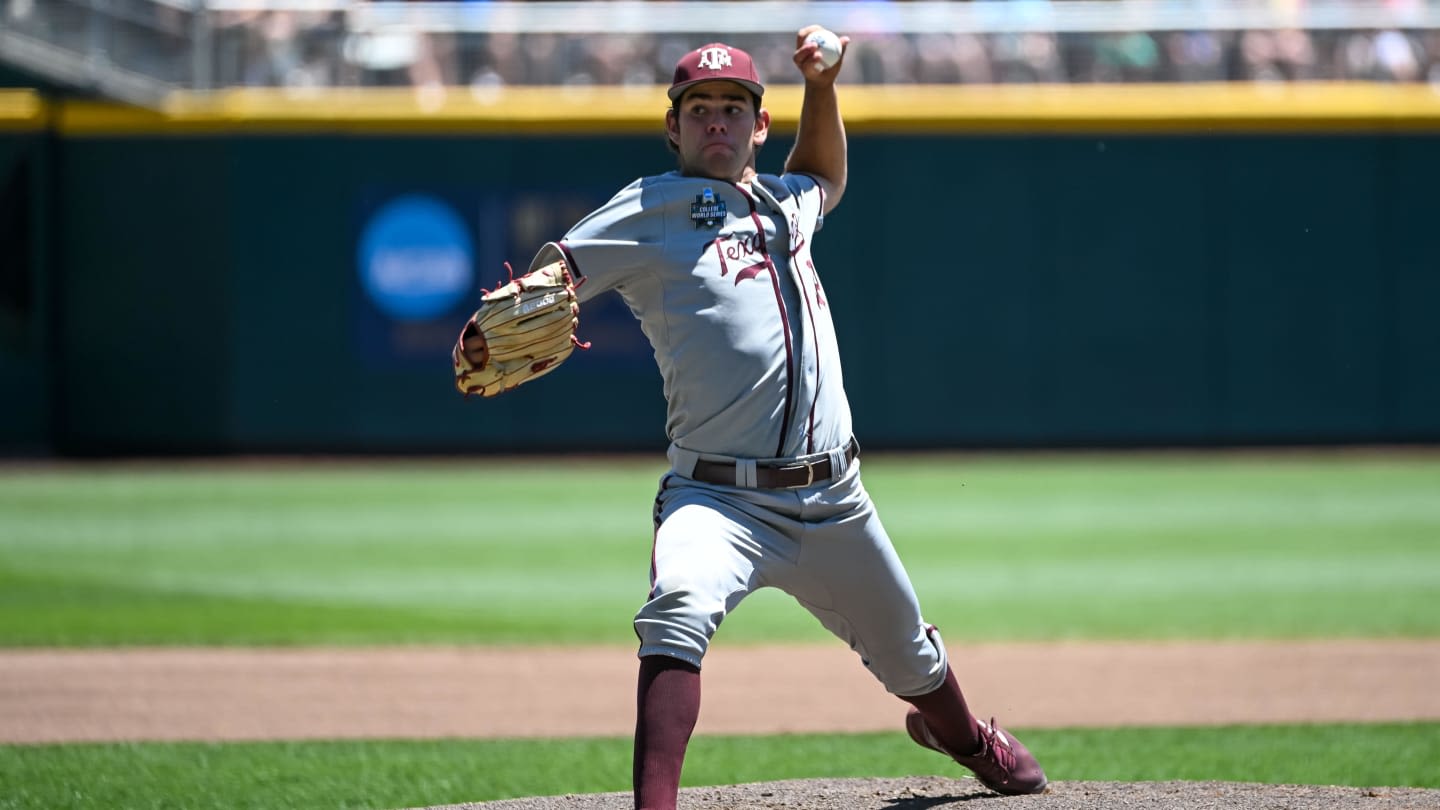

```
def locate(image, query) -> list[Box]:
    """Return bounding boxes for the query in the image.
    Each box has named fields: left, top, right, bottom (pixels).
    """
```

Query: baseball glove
left=452, top=259, right=586, bottom=397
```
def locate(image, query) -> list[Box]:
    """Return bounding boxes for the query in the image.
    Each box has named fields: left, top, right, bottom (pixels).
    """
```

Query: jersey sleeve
left=778, top=173, right=826, bottom=234
left=527, top=179, right=666, bottom=304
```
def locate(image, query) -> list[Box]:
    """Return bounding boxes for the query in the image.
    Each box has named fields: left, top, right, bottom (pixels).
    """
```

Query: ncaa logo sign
left=358, top=194, right=474, bottom=322
left=697, top=47, right=733, bottom=71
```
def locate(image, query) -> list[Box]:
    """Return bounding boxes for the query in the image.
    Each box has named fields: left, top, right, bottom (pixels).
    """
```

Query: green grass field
left=2, top=451, right=1438, bottom=808
left=4, top=724, right=1438, bottom=810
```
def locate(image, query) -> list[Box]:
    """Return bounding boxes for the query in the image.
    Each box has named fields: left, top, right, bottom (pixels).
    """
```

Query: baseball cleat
left=905, top=709, right=1049, bottom=795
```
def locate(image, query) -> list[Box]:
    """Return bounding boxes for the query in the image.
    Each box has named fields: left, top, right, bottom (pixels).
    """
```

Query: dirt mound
left=413, top=777, right=1440, bottom=810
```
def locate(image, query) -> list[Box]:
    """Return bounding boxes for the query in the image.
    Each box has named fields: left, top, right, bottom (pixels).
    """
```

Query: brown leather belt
left=690, top=438, right=859, bottom=489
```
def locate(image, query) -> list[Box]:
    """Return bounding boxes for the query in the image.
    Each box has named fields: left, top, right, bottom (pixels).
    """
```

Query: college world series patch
left=691, top=187, right=726, bottom=229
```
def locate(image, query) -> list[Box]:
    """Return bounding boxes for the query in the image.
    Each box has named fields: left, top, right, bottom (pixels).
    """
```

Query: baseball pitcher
left=452, top=26, right=1047, bottom=809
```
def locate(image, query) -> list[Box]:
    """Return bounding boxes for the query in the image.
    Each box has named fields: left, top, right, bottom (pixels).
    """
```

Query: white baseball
left=806, top=29, right=843, bottom=70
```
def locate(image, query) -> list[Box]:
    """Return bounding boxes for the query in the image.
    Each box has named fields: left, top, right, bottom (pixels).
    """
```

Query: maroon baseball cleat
left=905, top=709, right=1049, bottom=795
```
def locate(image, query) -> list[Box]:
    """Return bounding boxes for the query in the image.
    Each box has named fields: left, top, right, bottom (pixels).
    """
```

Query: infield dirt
left=4, top=638, right=1438, bottom=744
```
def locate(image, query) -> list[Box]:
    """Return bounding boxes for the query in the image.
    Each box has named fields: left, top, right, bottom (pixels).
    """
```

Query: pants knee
left=633, top=586, right=723, bottom=668
left=868, top=623, right=949, bottom=697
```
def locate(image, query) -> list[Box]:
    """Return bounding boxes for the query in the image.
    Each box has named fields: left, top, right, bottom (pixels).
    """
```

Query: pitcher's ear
left=753, top=108, right=771, bottom=147
left=665, top=108, right=681, bottom=147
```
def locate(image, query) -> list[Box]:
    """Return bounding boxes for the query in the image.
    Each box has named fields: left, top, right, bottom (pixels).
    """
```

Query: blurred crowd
left=4, top=0, right=1435, bottom=90
left=216, top=10, right=1438, bottom=89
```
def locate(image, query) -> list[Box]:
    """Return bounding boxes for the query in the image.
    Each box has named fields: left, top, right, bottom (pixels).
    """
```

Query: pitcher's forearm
left=786, top=82, right=847, bottom=210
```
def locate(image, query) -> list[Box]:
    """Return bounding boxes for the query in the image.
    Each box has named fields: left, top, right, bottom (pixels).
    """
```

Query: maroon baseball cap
left=668, top=43, right=765, bottom=101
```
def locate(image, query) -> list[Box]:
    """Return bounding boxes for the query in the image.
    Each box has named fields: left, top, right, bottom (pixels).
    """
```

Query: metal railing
left=2, top=0, right=1437, bottom=108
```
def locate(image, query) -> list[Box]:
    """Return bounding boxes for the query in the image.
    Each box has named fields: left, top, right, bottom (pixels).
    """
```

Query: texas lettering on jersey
left=713, top=231, right=770, bottom=284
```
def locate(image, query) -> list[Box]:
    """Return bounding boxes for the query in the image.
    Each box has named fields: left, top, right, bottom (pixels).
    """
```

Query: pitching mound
left=416, top=777, right=1440, bottom=809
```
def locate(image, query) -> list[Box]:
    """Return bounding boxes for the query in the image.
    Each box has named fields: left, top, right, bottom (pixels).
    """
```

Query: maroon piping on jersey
left=552, top=241, right=587, bottom=289
left=791, top=176, right=826, bottom=455
left=793, top=251, right=822, bottom=456
left=733, top=183, right=797, bottom=459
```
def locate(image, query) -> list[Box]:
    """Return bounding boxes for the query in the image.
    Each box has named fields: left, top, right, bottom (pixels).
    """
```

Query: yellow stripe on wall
left=0, top=89, right=47, bottom=131
left=40, top=82, right=1440, bottom=137
left=837, top=82, right=1440, bottom=134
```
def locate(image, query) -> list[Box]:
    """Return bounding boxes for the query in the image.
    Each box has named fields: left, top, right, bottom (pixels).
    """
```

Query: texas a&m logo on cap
left=669, top=42, right=765, bottom=101
left=696, top=46, right=734, bottom=71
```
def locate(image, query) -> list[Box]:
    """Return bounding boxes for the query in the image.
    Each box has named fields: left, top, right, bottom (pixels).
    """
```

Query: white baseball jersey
left=530, top=171, right=851, bottom=461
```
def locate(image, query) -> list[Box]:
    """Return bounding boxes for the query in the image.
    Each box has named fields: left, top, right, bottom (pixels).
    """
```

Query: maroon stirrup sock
left=900, top=665, right=983, bottom=755
left=633, top=654, right=702, bottom=810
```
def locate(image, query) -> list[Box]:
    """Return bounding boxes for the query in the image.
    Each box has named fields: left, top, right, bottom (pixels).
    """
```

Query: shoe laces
left=976, top=718, right=1017, bottom=773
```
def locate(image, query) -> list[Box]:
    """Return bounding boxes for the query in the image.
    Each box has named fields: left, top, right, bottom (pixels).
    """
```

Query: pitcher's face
left=667, top=81, right=770, bottom=182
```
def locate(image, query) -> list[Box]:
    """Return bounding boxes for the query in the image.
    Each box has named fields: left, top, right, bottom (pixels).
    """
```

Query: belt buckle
left=774, top=459, right=815, bottom=488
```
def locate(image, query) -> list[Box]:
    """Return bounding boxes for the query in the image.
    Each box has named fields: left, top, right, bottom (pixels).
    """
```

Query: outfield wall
left=0, top=91, right=49, bottom=453
left=2, top=85, right=1438, bottom=454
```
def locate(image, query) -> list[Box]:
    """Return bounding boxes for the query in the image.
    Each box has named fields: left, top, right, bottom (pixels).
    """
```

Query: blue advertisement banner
left=352, top=186, right=651, bottom=373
